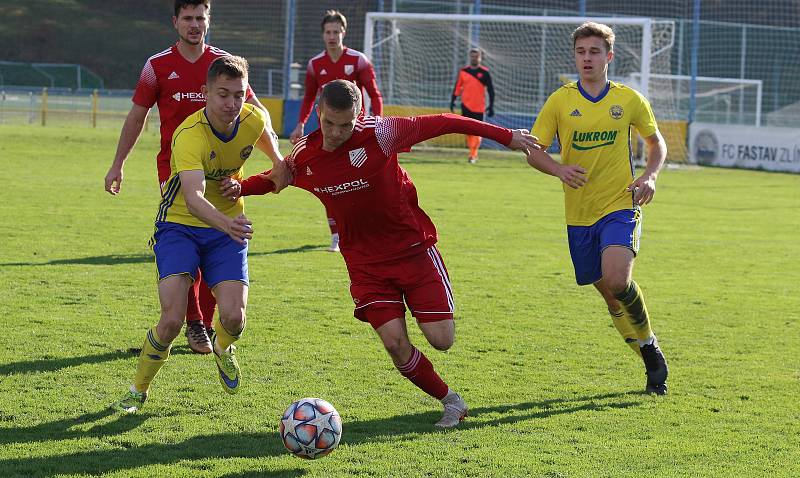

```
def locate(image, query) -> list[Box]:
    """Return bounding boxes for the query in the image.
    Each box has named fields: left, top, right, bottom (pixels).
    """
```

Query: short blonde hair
left=207, top=55, right=248, bottom=84
left=572, top=22, right=615, bottom=52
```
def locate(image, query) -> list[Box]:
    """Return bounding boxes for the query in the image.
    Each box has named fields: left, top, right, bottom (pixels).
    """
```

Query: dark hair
left=321, top=10, right=347, bottom=32
left=174, top=0, right=210, bottom=18
left=320, top=80, right=361, bottom=112
left=572, top=22, right=615, bottom=52
left=207, top=55, right=248, bottom=84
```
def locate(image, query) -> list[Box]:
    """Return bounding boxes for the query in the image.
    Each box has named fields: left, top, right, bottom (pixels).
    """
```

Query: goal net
left=365, top=13, right=687, bottom=161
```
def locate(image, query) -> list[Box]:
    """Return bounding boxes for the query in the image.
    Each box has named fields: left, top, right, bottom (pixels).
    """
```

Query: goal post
left=364, top=12, right=687, bottom=161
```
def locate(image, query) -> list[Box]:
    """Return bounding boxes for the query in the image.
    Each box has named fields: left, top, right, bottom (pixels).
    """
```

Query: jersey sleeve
left=172, top=129, right=205, bottom=173
left=298, top=60, right=318, bottom=124
left=357, top=57, right=383, bottom=116
left=485, top=69, right=495, bottom=108
left=375, top=114, right=513, bottom=156
left=131, top=59, right=158, bottom=108
left=240, top=171, right=276, bottom=196
left=531, top=92, right=560, bottom=148
left=451, top=71, right=465, bottom=100
left=631, top=91, right=658, bottom=138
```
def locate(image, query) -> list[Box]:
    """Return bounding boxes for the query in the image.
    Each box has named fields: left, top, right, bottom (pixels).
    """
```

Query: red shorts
left=347, top=246, right=454, bottom=329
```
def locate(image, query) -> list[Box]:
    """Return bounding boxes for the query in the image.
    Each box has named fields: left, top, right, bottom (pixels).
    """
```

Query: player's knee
left=605, top=275, right=630, bottom=295
left=218, top=307, right=245, bottom=333
left=429, top=334, right=454, bottom=351
left=157, top=314, right=183, bottom=341
left=381, top=335, right=412, bottom=361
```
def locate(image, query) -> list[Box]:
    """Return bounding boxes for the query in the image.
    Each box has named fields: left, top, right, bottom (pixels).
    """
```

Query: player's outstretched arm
left=526, top=148, right=587, bottom=189
left=105, top=104, right=149, bottom=195
left=628, top=130, right=667, bottom=206
left=255, top=129, right=291, bottom=192
left=180, top=170, right=253, bottom=244
left=220, top=173, right=276, bottom=202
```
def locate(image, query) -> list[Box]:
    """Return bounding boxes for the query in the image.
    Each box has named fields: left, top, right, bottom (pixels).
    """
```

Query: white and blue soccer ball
left=280, top=397, right=342, bottom=459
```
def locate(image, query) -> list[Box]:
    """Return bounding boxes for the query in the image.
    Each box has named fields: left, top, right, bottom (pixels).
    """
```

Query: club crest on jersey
left=609, top=105, right=624, bottom=119
left=240, top=145, right=253, bottom=160
left=349, top=147, right=367, bottom=168
left=344, top=65, right=354, bottom=76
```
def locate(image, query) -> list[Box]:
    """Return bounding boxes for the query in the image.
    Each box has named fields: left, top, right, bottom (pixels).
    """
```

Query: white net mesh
left=366, top=13, right=686, bottom=160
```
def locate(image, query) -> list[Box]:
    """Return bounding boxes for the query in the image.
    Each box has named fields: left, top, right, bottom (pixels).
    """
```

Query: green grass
left=1, top=124, right=798, bottom=477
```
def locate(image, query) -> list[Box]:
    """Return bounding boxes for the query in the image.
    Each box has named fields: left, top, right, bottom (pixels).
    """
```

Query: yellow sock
left=213, top=315, right=242, bottom=352
left=613, top=280, right=654, bottom=342
left=133, top=326, right=172, bottom=393
left=609, top=309, right=643, bottom=357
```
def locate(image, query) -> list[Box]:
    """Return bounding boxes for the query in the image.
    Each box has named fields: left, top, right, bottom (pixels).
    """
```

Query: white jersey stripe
left=427, top=246, right=454, bottom=311
left=353, top=299, right=404, bottom=310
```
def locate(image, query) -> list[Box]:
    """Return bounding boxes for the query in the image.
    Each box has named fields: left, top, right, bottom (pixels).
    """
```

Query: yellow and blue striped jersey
left=155, top=103, right=266, bottom=227
left=532, top=81, right=657, bottom=226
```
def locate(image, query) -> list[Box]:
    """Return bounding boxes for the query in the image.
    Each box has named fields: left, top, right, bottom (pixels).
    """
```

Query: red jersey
left=299, top=47, right=383, bottom=124
left=132, top=43, right=254, bottom=183
left=242, top=114, right=512, bottom=265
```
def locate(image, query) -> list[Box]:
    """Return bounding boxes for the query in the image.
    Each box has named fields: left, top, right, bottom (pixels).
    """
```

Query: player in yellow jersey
left=526, top=22, right=669, bottom=394
left=112, top=56, right=290, bottom=412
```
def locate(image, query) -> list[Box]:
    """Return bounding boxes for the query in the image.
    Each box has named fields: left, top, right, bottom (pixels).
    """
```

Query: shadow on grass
left=0, top=392, right=643, bottom=477
left=1, top=245, right=321, bottom=268
left=0, top=348, right=195, bottom=377
left=0, top=254, right=154, bottom=267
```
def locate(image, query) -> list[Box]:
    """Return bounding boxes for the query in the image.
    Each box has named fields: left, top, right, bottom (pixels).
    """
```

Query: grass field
left=1, top=124, right=798, bottom=477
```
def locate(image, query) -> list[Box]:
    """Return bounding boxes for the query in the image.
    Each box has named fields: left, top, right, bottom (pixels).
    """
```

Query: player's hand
left=487, top=106, right=495, bottom=118
left=289, top=123, right=304, bottom=145
left=628, top=174, right=657, bottom=205
left=220, top=177, right=242, bottom=202
left=267, top=159, right=292, bottom=193
left=105, top=165, right=124, bottom=195
left=226, top=214, right=253, bottom=244
left=508, top=129, right=541, bottom=153
left=556, top=164, right=588, bottom=189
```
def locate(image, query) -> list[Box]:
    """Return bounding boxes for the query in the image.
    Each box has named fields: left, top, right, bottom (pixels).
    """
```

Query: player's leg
left=599, top=209, right=668, bottom=394
left=113, top=223, right=199, bottom=412
left=202, top=230, right=250, bottom=394
left=350, top=259, right=462, bottom=426
left=462, top=107, right=483, bottom=163
left=403, top=246, right=467, bottom=427
left=568, top=219, right=638, bottom=355
left=322, top=204, right=339, bottom=253
left=198, top=276, right=217, bottom=334
left=185, top=269, right=213, bottom=354
left=593, top=281, right=641, bottom=357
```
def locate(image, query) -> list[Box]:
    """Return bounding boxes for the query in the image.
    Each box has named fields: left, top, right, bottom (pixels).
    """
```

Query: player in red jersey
left=224, top=80, right=537, bottom=427
left=103, top=0, right=274, bottom=354
left=451, top=48, right=495, bottom=163
left=290, top=10, right=384, bottom=253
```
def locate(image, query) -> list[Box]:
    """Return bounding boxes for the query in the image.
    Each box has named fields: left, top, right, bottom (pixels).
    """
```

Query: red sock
left=185, top=268, right=203, bottom=323
left=198, top=277, right=216, bottom=330
left=396, top=348, right=449, bottom=400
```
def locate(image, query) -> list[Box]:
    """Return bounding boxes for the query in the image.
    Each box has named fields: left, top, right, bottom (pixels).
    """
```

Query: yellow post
left=91, top=89, right=99, bottom=128
left=41, top=87, right=48, bottom=127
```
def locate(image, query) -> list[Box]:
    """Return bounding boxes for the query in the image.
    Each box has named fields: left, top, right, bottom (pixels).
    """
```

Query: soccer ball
left=280, top=397, right=342, bottom=459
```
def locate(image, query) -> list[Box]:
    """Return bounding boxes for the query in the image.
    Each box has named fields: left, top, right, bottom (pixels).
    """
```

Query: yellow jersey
left=532, top=81, right=657, bottom=226
left=155, top=103, right=266, bottom=227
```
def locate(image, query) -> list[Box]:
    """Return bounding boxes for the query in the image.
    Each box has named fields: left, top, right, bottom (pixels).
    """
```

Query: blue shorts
left=567, top=209, right=642, bottom=286
left=152, top=221, right=249, bottom=287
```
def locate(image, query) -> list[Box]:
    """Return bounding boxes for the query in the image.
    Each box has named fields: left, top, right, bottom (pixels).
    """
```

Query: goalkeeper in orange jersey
left=450, top=47, right=495, bottom=163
